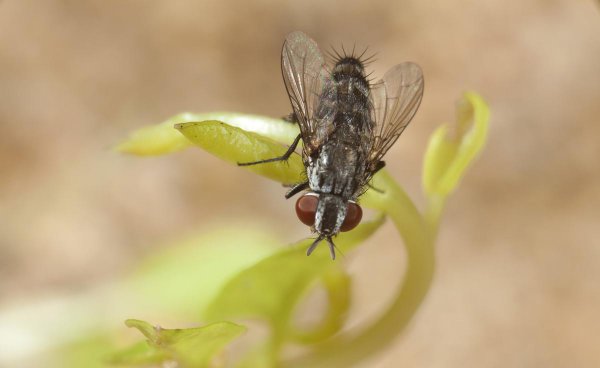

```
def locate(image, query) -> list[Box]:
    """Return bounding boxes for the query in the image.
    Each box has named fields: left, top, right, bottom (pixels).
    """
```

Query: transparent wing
left=281, top=31, right=335, bottom=154
left=369, top=62, right=424, bottom=164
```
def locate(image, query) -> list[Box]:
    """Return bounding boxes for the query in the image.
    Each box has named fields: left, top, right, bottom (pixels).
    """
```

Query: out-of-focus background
left=1, top=0, right=599, bottom=367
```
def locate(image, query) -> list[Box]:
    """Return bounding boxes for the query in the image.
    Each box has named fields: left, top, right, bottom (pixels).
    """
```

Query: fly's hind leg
left=367, top=161, right=386, bottom=193
left=366, top=182, right=384, bottom=194
left=282, top=112, right=298, bottom=123
left=237, top=133, right=302, bottom=167
left=373, top=160, right=386, bottom=174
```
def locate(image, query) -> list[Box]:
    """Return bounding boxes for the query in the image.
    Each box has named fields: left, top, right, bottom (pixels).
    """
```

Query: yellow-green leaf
left=114, top=319, right=245, bottom=368
left=125, top=225, right=280, bottom=317
left=176, top=120, right=304, bottom=185
left=204, top=215, right=385, bottom=344
left=422, top=92, right=490, bottom=197
left=115, top=112, right=298, bottom=156
left=109, top=340, right=167, bottom=366
left=114, top=113, right=194, bottom=155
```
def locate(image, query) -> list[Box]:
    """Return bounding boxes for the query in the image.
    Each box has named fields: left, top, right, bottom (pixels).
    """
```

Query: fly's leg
left=373, top=160, right=386, bottom=174
left=237, top=134, right=302, bottom=167
left=282, top=112, right=298, bottom=123
left=367, top=161, right=386, bottom=193
left=285, top=181, right=309, bottom=199
left=366, top=182, right=384, bottom=193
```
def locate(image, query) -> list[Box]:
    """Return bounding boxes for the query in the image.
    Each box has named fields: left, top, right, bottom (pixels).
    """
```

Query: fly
left=239, top=31, right=424, bottom=259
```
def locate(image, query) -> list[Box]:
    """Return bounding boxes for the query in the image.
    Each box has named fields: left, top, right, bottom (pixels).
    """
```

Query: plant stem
left=284, top=171, right=436, bottom=368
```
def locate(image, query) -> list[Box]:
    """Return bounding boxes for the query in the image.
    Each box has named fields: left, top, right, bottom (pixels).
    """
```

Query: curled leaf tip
left=116, top=319, right=246, bottom=367
left=423, top=92, right=490, bottom=198
left=125, top=319, right=159, bottom=341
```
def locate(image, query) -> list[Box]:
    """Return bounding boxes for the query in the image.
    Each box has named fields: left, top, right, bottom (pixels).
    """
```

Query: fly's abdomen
left=332, top=57, right=372, bottom=129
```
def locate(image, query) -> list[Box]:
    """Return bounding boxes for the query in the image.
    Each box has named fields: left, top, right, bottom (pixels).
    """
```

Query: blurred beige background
left=1, top=0, right=599, bottom=367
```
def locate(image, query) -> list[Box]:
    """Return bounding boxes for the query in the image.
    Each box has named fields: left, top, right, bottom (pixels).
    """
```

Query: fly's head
left=295, top=192, right=363, bottom=259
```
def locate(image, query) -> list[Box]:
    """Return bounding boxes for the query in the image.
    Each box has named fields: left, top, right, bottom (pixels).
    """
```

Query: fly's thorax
left=306, top=145, right=351, bottom=196
left=306, top=154, right=322, bottom=191
left=306, top=139, right=369, bottom=199
left=314, top=194, right=347, bottom=236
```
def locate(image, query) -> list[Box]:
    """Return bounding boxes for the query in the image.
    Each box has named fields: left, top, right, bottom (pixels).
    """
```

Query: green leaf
left=53, top=334, right=116, bottom=368
left=175, top=120, right=304, bottom=185
left=125, top=225, right=281, bottom=317
left=422, top=92, right=490, bottom=197
left=109, top=340, right=167, bottom=366
left=204, top=215, right=385, bottom=345
left=115, top=112, right=298, bottom=156
left=109, top=92, right=489, bottom=368
left=113, top=319, right=246, bottom=368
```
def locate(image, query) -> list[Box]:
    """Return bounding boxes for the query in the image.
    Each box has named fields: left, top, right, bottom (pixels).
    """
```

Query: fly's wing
left=281, top=31, right=335, bottom=156
left=368, top=62, right=424, bottom=166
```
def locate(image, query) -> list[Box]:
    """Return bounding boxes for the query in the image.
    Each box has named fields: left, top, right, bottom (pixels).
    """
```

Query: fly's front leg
left=285, top=181, right=309, bottom=199
left=237, top=134, right=302, bottom=167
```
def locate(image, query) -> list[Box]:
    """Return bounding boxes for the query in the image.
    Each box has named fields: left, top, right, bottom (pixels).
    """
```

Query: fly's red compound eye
left=340, top=201, right=362, bottom=232
left=295, top=194, right=319, bottom=226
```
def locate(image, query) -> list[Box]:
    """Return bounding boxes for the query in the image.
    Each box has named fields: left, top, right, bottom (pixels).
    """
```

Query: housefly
left=239, top=31, right=424, bottom=259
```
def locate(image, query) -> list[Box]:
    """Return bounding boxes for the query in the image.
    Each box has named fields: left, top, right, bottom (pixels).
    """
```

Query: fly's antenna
left=326, top=237, right=345, bottom=260
left=306, top=235, right=343, bottom=260
left=306, top=235, right=325, bottom=257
